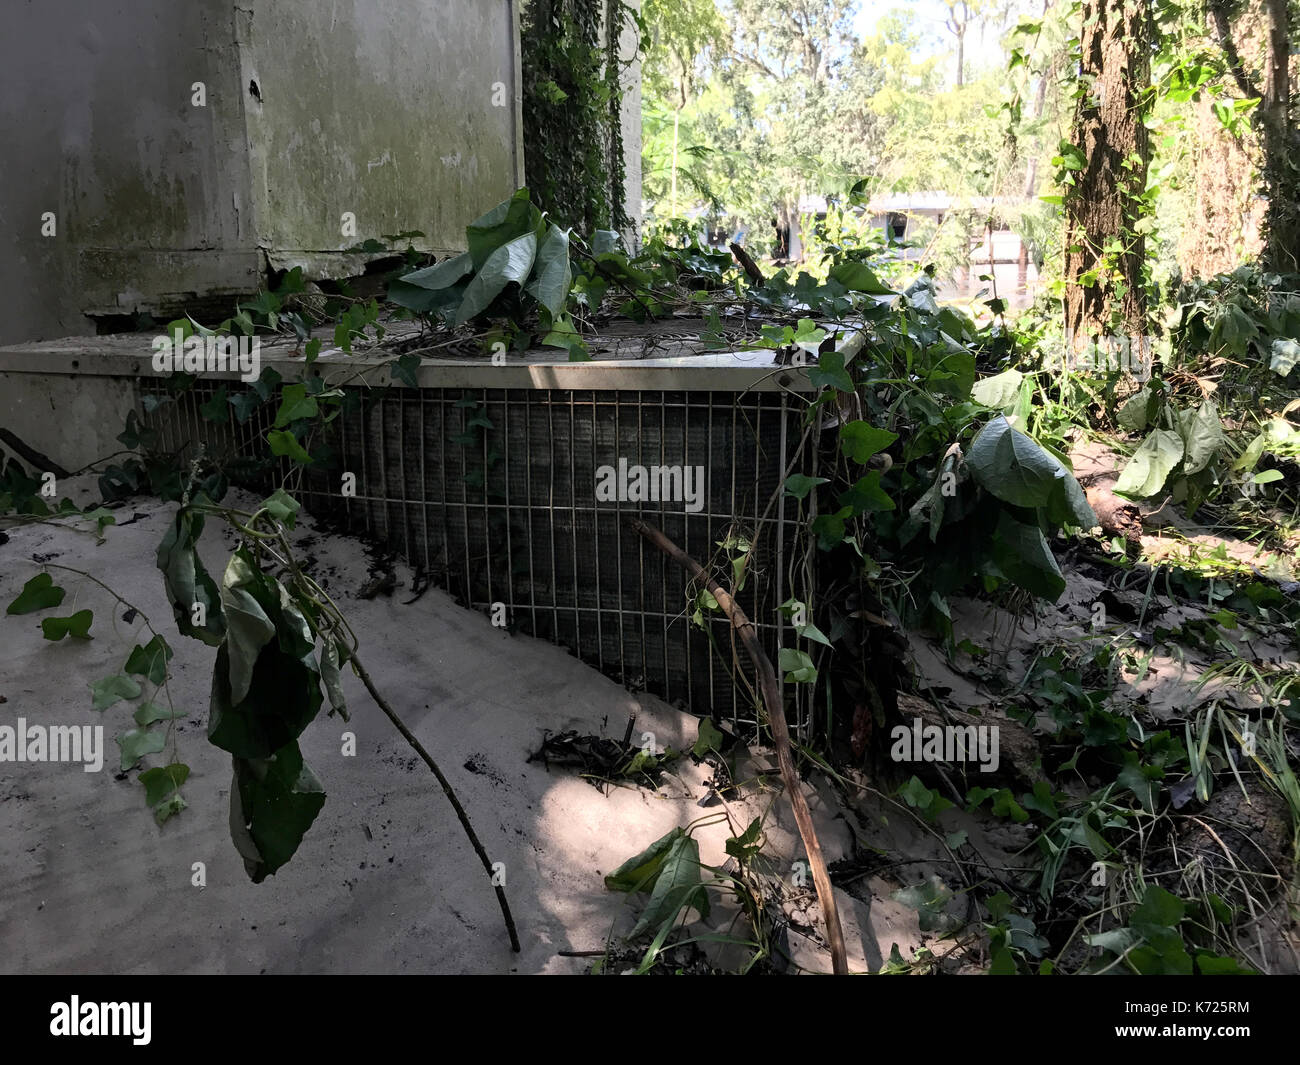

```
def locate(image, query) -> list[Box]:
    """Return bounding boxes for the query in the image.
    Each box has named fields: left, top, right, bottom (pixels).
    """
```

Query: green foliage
left=773, top=266, right=1095, bottom=628
left=41, top=610, right=93, bottom=641
left=7, top=573, right=66, bottom=614
left=390, top=191, right=578, bottom=351
left=521, top=0, right=637, bottom=233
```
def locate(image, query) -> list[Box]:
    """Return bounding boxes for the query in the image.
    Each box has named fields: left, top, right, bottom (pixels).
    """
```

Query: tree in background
left=641, top=0, right=726, bottom=218
left=1063, top=0, right=1152, bottom=339
left=1208, top=0, right=1298, bottom=272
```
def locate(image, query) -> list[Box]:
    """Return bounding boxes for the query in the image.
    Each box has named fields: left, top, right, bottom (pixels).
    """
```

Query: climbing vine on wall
left=520, top=0, right=639, bottom=237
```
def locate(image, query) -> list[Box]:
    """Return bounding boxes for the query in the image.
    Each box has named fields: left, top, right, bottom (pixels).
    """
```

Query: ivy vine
left=521, top=0, right=640, bottom=236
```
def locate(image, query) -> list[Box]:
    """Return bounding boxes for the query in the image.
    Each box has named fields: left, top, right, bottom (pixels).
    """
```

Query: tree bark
left=1206, top=0, right=1297, bottom=273
left=1063, top=0, right=1150, bottom=341
left=1262, top=0, right=1297, bottom=271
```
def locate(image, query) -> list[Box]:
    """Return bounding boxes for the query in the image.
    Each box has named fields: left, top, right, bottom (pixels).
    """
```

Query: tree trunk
left=1063, top=0, right=1150, bottom=341
left=1207, top=0, right=1297, bottom=273
left=1261, top=0, right=1297, bottom=271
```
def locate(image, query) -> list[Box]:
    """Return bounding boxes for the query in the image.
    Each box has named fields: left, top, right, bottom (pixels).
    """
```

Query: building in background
left=0, top=0, right=641, bottom=345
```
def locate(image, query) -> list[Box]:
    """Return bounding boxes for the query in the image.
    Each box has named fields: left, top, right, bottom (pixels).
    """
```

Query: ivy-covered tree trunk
left=520, top=0, right=634, bottom=235
left=1063, top=0, right=1150, bottom=340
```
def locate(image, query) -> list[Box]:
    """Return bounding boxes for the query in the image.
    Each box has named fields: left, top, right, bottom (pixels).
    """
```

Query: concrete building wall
left=0, top=0, right=525, bottom=346
left=617, top=0, right=644, bottom=250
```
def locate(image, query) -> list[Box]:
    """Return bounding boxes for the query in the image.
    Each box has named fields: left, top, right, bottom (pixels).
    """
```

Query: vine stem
left=348, top=651, right=521, bottom=953
left=39, top=562, right=184, bottom=764
left=626, top=517, right=849, bottom=975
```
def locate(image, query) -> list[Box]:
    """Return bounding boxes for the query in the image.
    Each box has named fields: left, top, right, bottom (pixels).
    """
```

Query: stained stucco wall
left=242, top=0, right=525, bottom=274
left=0, top=0, right=524, bottom=345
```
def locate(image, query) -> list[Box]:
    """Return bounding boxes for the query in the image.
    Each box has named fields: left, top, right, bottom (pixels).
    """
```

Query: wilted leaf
left=629, top=833, right=708, bottom=938
left=229, top=740, right=326, bottom=882
left=971, top=368, right=1024, bottom=410
left=156, top=506, right=225, bottom=646
left=968, top=416, right=1069, bottom=509
left=117, top=727, right=166, bottom=771
left=90, top=674, right=142, bottom=711
left=604, top=827, right=685, bottom=893
left=456, top=232, right=538, bottom=325
left=524, top=225, right=572, bottom=319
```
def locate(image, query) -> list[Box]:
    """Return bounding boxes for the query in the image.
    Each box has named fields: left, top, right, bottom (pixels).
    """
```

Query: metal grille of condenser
left=142, top=370, right=820, bottom=733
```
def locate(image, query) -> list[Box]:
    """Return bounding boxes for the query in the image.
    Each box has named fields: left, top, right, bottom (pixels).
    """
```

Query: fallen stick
left=351, top=652, right=522, bottom=953
left=627, top=517, right=848, bottom=975
left=0, top=427, right=71, bottom=479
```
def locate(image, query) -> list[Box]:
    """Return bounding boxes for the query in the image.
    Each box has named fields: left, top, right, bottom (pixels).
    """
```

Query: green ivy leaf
left=260, top=488, right=300, bottom=530
left=692, top=718, right=725, bottom=758
left=783, top=474, right=828, bottom=500
left=840, top=422, right=898, bottom=463
left=828, top=261, right=893, bottom=294
left=199, top=386, right=230, bottom=423
left=139, top=762, right=189, bottom=823
left=134, top=702, right=186, bottom=726
left=41, top=609, right=94, bottom=641
left=117, top=727, right=167, bottom=771
left=778, top=647, right=818, bottom=684
left=272, top=383, right=318, bottom=428
left=124, top=634, right=173, bottom=685
left=266, top=429, right=313, bottom=464
left=7, top=573, right=65, bottom=615
left=725, top=818, right=763, bottom=862
left=90, top=674, right=142, bottom=711
left=808, top=350, right=854, bottom=392
left=392, top=352, right=422, bottom=388
left=893, top=875, right=956, bottom=932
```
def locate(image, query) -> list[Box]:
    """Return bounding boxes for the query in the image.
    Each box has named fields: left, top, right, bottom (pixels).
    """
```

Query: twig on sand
left=626, top=517, right=849, bottom=975
left=351, top=653, right=522, bottom=953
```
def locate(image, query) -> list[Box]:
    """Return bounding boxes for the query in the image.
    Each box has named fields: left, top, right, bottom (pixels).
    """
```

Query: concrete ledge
left=0, top=326, right=831, bottom=473
left=0, top=331, right=821, bottom=393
